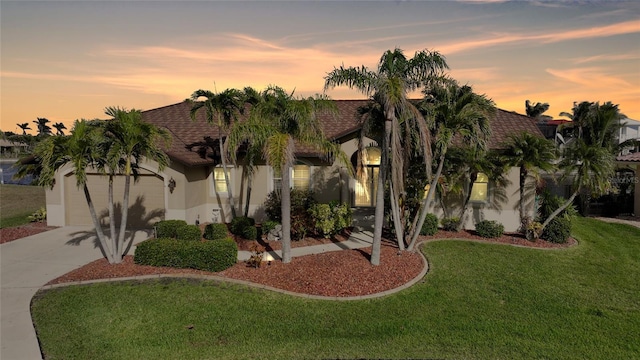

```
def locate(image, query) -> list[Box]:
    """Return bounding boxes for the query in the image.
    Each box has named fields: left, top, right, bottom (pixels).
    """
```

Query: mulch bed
left=0, top=222, right=57, bottom=244
left=11, top=222, right=575, bottom=297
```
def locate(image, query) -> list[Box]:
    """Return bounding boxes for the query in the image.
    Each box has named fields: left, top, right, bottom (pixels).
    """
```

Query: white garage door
left=65, top=171, right=165, bottom=227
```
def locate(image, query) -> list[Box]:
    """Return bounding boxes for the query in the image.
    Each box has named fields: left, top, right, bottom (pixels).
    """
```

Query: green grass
left=31, top=217, right=640, bottom=359
left=0, top=184, right=46, bottom=228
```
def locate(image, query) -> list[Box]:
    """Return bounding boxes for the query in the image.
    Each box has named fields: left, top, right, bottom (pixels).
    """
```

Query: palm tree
left=408, top=81, right=495, bottom=249
left=101, top=107, right=171, bottom=263
left=227, top=86, right=350, bottom=263
left=444, top=146, right=509, bottom=231
left=324, top=48, right=448, bottom=264
left=525, top=100, right=552, bottom=122
left=502, top=131, right=557, bottom=230
left=53, top=122, right=67, bottom=136
left=33, top=117, right=52, bottom=136
left=33, top=120, right=116, bottom=262
left=540, top=101, right=624, bottom=233
left=189, top=88, right=247, bottom=219
left=17, top=123, right=31, bottom=135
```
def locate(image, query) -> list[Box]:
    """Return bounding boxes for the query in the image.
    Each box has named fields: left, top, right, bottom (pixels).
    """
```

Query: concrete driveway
left=1, top=226, right=151, bottom=360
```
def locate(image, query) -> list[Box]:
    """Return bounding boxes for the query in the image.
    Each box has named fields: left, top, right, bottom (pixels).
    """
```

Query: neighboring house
left=0, top=139, right=28, bottom=158
left=45, top=100, right=544, bottom=232
left=619, top=118, right=640, bottom=156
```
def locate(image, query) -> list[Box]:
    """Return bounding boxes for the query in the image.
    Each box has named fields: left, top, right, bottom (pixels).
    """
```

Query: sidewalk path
left=1, top=227, right=152, bottom=360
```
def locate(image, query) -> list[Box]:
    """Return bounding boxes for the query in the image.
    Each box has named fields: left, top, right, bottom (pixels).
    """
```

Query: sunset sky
left=2, top=0, right=639, bottom=134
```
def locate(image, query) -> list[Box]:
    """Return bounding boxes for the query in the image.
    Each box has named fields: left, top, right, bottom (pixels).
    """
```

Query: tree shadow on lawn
left=66, top=196, right=161, bottom=258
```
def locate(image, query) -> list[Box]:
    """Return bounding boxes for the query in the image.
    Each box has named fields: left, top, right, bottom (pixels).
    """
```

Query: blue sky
left=2, top=0, right=639, bottom=133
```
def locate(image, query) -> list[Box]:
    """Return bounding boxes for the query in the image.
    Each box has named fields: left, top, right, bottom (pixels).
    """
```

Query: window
left=470, top=173, right=488, bottom=202
left=213, top=167, right=227, bottom=193
left=271, top=164, right=311, bottom=192
left=292, top=164, right=310, bottom=190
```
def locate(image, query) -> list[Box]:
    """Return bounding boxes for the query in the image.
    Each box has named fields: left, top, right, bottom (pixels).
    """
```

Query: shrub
left=420, top=214, right=439, bottom=236
left=176, top=224, right=202, bottom=241
left=309, top=203, right=333, bottom=237
left=261, top=221, right=279, bottom=234
left=28, top=207, right=47, bottom=223
left=475, top=220, right=504, bottom=238
left=242, top=225, right=258, bottom=240
left=264, top=189, right=316, bottom=223
left=203, top=223, right=229, bottom=241
left=331, top=202, right=352, bottom=233
left=155, top=220, right=188, bottom=238
left=309, top=202, right=352, bottom=238
left=542, top=217, right=571, bottom=244
left=246, top=243, right=265, bottom=268
left=134, top=238, right=237, bottom=272
left=230, top=216, right=255, bottom=235
left=441, top=217, right=460, bottom=232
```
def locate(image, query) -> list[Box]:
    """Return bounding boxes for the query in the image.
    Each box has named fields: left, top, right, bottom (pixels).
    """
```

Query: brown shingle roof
left=489, top=109, right=544, bottom=149
left=141, top=100, right=541, bottom=166
left=617, top=152, right=640, bottom=162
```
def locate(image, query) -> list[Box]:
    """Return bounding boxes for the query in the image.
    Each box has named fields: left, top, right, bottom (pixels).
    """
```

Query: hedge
left=475, top=220, right=504, bottom=238
left=542, top=217, right=572, bottom=244
left=155, top=220, right=188, bottom=238
left=204, top=223, right=229, bottom=241
left=134, top=238, right=238, bottom=272
left=176, top=224, right=202, bottom=241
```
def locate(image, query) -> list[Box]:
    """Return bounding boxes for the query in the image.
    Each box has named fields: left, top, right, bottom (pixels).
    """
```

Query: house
left=45, top=100, right=544, bottom=232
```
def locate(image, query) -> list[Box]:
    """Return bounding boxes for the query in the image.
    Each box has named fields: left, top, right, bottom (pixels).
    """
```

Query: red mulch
left=0, top=222, right=57, bottom=244
left=12, top=222, right=574, bottom=297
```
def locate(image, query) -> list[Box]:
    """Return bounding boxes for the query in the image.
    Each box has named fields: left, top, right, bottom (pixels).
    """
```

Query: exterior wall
left=428, top=167, right=526, bottom=232
left=635, top=164, right=640, bottom=216
left=46, top=160, right=171, bottom=227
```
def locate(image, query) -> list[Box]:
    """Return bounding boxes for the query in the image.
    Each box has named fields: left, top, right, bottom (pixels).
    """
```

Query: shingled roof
left=617, top=152, right=640, bottom=163
left=141, top=100, right=542, bottom=167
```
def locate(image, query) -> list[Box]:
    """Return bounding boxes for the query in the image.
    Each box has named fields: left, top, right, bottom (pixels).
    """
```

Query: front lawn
left=0, top=184, right=45, bottom=228
left=31, top=217, right=640, bottom=359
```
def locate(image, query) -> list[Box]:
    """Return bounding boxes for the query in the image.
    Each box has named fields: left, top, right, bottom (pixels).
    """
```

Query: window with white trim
left=271, top=163, right=311, bottom=192
left=213, top=167, right=228, bottom=193
left=470, top=172, right=489, bottom=202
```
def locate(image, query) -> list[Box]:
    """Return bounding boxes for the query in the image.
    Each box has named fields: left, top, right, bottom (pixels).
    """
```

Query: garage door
left=65, top=171, right=165, bottom=227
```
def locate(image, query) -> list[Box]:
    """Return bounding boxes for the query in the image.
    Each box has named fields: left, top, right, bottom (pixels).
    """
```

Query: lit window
left=364, top=147, right=381, bottom=166
left=273, top=167, right=282, bottom=192
left=292, top=164, right=310, bottom=190
left=213, top=167, right=227, bottom=193
left=470, top=173, right=488, bottom=202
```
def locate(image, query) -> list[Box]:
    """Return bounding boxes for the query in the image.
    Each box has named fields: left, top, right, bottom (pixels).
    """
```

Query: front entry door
left=354, top=167, right=379, bottom=207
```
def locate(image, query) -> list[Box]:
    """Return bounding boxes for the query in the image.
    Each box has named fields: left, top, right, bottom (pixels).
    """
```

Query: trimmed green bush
left=475, top=220, right=504, bottom=238
left=441, top=217, right=460, bottom=232
left=134, top=238, right=238, bottom=272
left=230, top=216, right=255, bottom=235
left=204, top=223, right=229, bottom=241
left=420, top=214, right=439, bottom=236
left=542, top=217, right=572, bottom=244
left=309, top=202, right=352, bottom=238
left=176, top=224, right=202, bottom=241
left=242, top=226, right=258, bottom=240
left=155, top=220, right=188, bottom=238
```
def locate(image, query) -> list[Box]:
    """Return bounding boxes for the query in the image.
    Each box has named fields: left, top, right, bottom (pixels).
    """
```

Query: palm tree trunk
left=219, top=137, right=237, bottom=219
left=244, top=173, right=252, bottom=218
left=388, top=179, right=405, bottom=251
left=370, top=120, right=391, bottom=265
left=281, top=162, right=292, bottom=263
left=408, top=149, right=447, bottom=251
left=84, top=184, right=114, bottom=263
left=456, top=172, right=478, bottom=232
left=115, top=173, right=131, bottom=263
left=519, top=167, right=527, bottom=229
left=540, top=189, right=579, bottom=232
left=108, top=175, right=118, bottom=263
